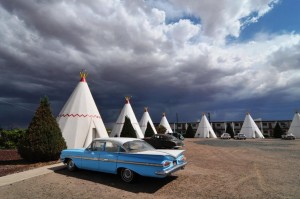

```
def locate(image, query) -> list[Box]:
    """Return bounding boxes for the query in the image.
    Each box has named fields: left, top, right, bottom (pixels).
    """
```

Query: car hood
left=134, top=149, right=184, bottom=158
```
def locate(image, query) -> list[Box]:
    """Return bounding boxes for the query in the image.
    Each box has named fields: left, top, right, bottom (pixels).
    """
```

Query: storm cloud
left=1, top=0, right=300, bottom=128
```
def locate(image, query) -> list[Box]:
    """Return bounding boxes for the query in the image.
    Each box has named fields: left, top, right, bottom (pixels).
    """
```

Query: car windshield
left=165, top=134, right=178, bottom=140
left=123, top=140, right=155, bottom=152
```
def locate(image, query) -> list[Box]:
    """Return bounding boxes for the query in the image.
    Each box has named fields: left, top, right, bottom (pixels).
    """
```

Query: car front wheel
left=67, top=159, right=77, bottom=171
left=120, top=168, right=136, bottom=183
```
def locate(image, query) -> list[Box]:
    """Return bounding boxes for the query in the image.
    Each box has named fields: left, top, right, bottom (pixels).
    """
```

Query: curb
left=0, top=163, right=66, bottom=187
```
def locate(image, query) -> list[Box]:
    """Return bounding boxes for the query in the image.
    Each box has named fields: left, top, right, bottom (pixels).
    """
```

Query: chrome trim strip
left=155, top=162, right=187, bottom=176
left=64, top=155, right=82, bottom=159
left=64, top=156, right=162, bottom=167
left=99, top=158, right=118, bottom=163
left=117, top=160, right=162, bottom=167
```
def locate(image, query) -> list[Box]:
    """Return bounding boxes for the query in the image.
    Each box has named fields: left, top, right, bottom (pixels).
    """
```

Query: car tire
left=120, top=168, right=136, bottom=183
left=67, top=159, right=77, bottom=171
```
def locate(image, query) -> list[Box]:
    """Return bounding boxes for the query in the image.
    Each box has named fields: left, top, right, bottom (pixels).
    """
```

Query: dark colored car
left=167, top=132, right=185, bottom=140
left=234, top=133, right=247, bottom=140
left=143, top=134, right=184, bottom=149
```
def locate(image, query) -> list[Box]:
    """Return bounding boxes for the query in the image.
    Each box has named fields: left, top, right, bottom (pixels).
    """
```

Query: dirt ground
left=0, top=150, right=59, bottom=177
left=0, top=138, right=300, bottom=199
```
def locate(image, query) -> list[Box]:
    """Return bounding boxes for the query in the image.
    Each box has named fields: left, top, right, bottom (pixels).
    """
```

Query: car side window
left=92, top=141, right=105, bottom=151
left=119, top=147, right=126, bottom=152
left=104, top=141, right=119, bottom=152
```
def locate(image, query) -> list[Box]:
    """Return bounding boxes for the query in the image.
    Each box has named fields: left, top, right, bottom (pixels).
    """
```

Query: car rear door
left=99, top=141, right=119, bottom=174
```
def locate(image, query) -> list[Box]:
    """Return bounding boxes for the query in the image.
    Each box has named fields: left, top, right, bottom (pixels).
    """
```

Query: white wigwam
left=139, top=107, right=158, bottom=135
left=159, top=113, right=173, bottom=133
left=57, top=71, right=108, bottom=149
left=195, top=113, right=217, bottom=138
left=110, top=97, right=144, bottom=138
left=287, top=111, right=300, bottom=138
left=240, top=112, right=264, bottom=138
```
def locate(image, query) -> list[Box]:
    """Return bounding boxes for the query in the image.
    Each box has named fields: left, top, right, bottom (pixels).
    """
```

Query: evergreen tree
left=18, top=96, right=66, bottom=162
left=225, top=123, right=234, bottom=138
left=120, top=116, right=137, bottom=138
left=156, top=125, right=167, bottom=134
left=144, top=122, right=155, bottom=137
left=273, top=122, right=284, bottom=138
left=212, top=124, right=220, bottom=137
left=185, top=124, right=195, bottom=138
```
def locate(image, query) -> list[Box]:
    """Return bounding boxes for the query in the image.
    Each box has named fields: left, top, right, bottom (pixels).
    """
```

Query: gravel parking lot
left=1, top=138, right=300, bottom=199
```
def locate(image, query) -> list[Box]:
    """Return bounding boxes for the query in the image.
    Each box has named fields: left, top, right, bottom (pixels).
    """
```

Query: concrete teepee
left=159, top=113, right=173, bottom=134
left=287, top=111, right=300, bottom=138
left=57, top=71, right=108, bottom=149
left=139, top=107, right=157, bottom=135
left=110, top=97, right=144, bottom=138
left=195, top=113, right=217, bottom=138
left=240, top=113, right=264, bottom=138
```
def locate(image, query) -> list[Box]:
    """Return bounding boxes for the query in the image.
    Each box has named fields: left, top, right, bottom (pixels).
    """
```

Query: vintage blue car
left=60, top=137, right=187, bottom=183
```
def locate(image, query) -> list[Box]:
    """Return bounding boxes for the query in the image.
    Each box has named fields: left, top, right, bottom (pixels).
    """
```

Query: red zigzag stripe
left=58, top=114, right=101, bottom=118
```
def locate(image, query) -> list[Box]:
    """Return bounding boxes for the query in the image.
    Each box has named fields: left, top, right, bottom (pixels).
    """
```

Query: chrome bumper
left=155, top=162, right=187, bottom=176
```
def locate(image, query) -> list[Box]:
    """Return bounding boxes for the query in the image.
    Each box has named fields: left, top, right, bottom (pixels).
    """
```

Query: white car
left=220, top=133, right=231, bottom=139
left=281, top=134, right=295, bottom=140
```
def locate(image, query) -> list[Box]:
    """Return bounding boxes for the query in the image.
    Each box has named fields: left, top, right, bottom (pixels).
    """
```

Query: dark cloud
left=0, top=1, right=300, bottom=128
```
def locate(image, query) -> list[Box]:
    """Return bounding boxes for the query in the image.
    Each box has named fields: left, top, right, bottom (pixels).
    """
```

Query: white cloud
left=1, top=0, right=300, bottom=124
left=161, top=0, right=280, bottom=43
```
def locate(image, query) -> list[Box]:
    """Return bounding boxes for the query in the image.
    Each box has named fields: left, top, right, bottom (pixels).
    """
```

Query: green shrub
left=273, top=122, right=284, bottom=138
left=156, top=125, right=167, bottom=134
left=120, top=116, right=137, bottom=138
left=185, top=124, right=195, bottom=138
left=0, top=129, right=25, bottom=149
left=144, top=122, right=155, bottom=137
left=225, top=123, right=234, bottom=138
left=17, top=96, right=66, bottom=162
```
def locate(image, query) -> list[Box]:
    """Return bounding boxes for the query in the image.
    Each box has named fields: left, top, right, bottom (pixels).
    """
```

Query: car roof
left=93, top=137, right=141, bottom=145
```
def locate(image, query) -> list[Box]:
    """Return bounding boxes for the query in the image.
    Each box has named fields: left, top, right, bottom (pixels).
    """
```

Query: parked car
left=234, top=133, right=247, bottom=140
left=60, top=138, right=187, bottom=183
left=167, top=132, right=185, bottom=140
left=220, top=133, right=231, bottom=139
left=143, top=134, right=184, bottom=149
left=281, top=134, right=296, bottom=140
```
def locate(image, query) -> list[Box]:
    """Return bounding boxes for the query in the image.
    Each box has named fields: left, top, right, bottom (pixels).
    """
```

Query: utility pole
left=176, top=113, right=179, bottom=133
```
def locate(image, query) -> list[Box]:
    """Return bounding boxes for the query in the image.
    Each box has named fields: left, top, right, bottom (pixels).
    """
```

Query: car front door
left=82, top=141, right=105, bottom=171
left=162, top=136, right=172, bottom=148
left=99, top=141, right=119, bottom=174
left=152, top=135, right=162, bottom=148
